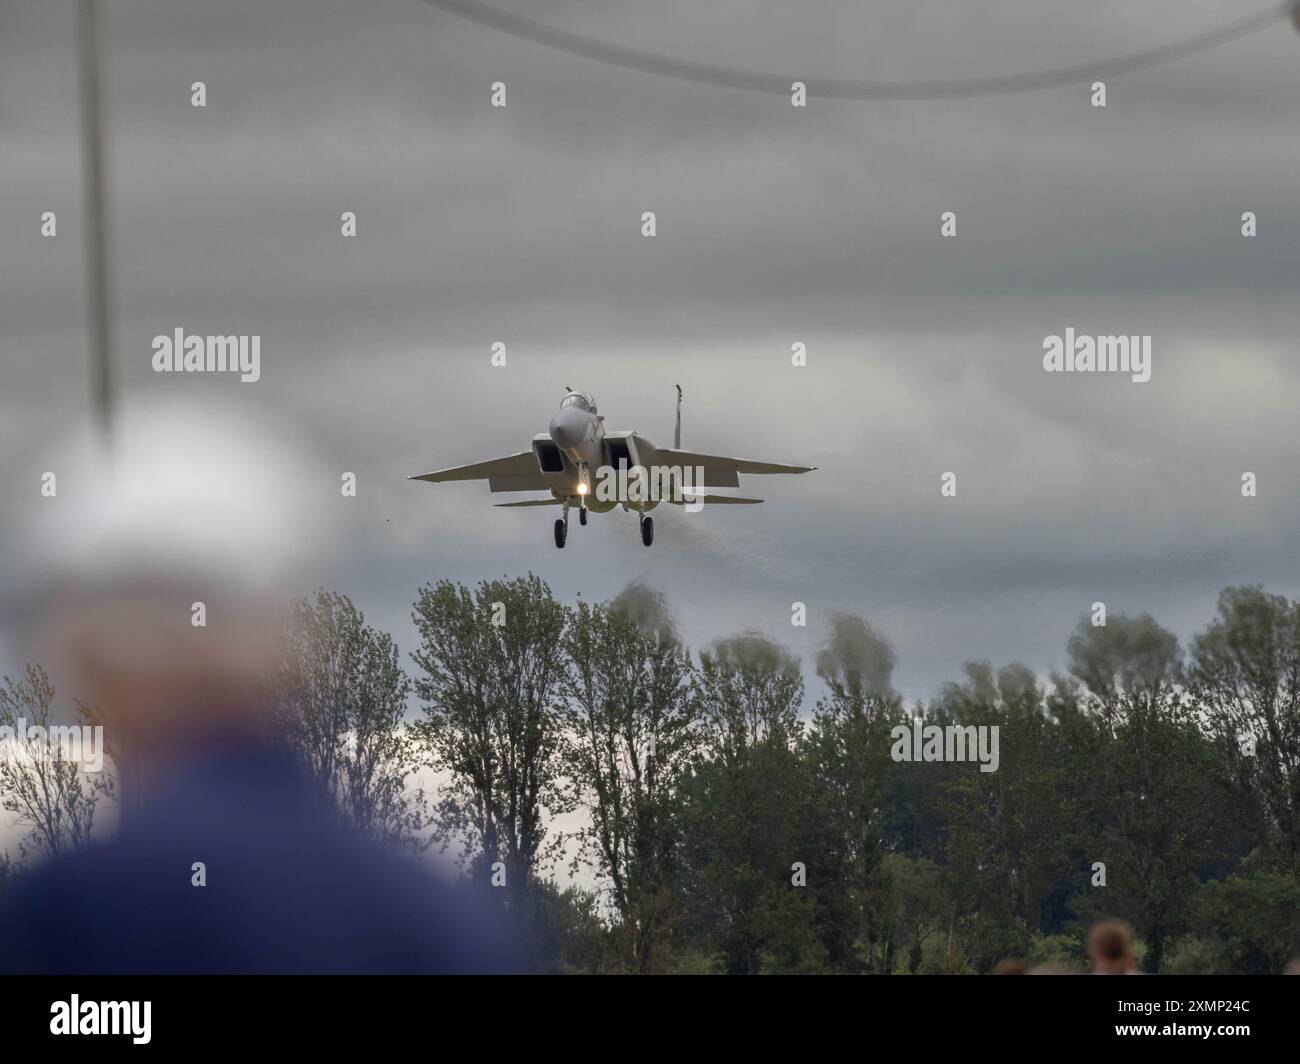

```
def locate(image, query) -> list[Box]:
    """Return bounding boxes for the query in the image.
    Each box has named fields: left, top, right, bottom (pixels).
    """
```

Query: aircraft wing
left=494, top=498, right=561, bottom=507
left=409, top=451, right=547, bottom=493
left=652, top=448, right=815, bottom=488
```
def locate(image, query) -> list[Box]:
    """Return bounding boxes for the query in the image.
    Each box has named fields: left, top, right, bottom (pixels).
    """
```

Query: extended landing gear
left=640, top=515, right=654, bottom=547
left=556, top=500, right=583, bottom=548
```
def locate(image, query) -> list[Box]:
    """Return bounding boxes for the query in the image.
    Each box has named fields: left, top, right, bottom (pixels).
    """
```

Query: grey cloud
left=2, top=0, right=1298, bottom=704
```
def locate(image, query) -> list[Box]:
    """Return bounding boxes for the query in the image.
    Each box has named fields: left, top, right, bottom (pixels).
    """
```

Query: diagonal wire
left=418, top=0, right=1290, bottom=100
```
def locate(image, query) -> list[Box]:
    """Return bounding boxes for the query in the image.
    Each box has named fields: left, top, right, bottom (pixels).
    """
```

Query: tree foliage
left=275, top=591, right=425, bottom=849
left=558, top=586, right=699, bottom=973
left=411, top=574, right=569, bottom=904
left=0, top=665, right=111, bottom=860
left=4, top=579, right=1297, bottom=975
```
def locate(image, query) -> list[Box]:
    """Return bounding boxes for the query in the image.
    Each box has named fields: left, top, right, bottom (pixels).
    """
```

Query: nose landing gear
left=640, top=515, right=654, bottom=547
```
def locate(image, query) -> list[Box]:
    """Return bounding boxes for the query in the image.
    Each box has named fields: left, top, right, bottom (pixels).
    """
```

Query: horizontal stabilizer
left=668, top=494, right=764, bottom=506
left=654, top=448, right=815, bottom=478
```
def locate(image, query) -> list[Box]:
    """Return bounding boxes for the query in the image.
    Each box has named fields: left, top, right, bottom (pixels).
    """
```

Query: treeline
left=2, top=578, right=1298, bottom=974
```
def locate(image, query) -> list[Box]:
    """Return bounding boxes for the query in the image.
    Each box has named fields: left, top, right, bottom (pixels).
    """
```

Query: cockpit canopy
left=560, top=391, right=596, bottom=414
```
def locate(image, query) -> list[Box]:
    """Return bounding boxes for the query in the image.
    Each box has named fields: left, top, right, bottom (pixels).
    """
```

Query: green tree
left=559, top=584, right=699, bottom=973
left=1063, top=613, right=1234, bottom=973
left=878, top=853, right=952, bottom=974
left=678, top=632, right=806, bottom=973
left=938, top=662, right=1075, bottom=971
left=529, top=881, right=621, bottom=974
left=1191, top=868, right=1300, bottom=973
left=410, top=574, right=569, bottom=906
left=801, top=613, right=904, bottom=972
left=1189, top=586, right=1300, bottom=868
left=275, top=591, right=424, bottom=849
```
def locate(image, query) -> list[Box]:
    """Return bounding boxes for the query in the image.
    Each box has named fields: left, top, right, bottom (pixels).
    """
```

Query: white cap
left=14, top=396, right=333, bottom=606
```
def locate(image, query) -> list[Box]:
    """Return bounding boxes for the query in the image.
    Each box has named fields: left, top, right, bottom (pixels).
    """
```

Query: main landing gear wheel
left=554, top=518, right=567, bottom=549
left=640, top=516, right=654, bottom=547
left=579, top=508, right=588, bottom=526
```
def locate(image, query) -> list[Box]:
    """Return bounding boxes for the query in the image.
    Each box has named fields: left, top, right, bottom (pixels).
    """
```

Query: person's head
left=8, top=397, right=331, bottom=763
left=993, top=958, right=1029, bottom=975
left=1089, top=919, right=1137, bottom=974
left=1284, top=958, right=1300, bottom=976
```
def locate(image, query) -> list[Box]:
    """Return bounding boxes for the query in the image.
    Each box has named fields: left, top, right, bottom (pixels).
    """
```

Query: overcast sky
left=3, top=0, right=1299, bottom=707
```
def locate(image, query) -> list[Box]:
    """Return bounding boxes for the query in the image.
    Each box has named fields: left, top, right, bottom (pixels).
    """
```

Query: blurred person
left=0, top=398, right=520, bottom=973
left=1088, top=919, right=1141, bottom=975
left=993, top=958, right=1029, bottom=975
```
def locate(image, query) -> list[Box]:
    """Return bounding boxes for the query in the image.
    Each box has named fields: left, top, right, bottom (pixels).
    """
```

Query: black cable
left=418, top=0, right=1288, bottom=100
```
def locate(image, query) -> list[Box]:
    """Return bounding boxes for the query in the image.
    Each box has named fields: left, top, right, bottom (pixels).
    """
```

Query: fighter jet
left=410, top=388, right=815, bottom=548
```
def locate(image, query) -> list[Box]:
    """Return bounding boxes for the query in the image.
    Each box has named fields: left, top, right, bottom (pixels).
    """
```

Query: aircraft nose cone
left=549, top=407, right=589, bottom=453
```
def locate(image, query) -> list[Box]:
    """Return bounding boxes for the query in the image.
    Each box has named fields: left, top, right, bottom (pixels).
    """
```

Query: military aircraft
left=410, top=388, right=815, bottom=548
